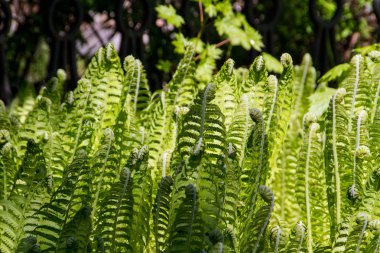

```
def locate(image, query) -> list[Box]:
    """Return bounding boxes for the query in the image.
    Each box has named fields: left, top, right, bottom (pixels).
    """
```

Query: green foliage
left=4, top=43, right=380, bottom=252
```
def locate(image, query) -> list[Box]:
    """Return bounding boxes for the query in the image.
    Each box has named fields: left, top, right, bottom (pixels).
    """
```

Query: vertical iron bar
left=373, top=0, right=380, bottom=41
left=309, top=0, right=343, bottom=74
left=0, top=0, right=11, bottom=104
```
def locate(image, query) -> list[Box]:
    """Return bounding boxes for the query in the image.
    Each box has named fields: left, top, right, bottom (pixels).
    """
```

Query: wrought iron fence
left=0, top=0, right=379, bottom=104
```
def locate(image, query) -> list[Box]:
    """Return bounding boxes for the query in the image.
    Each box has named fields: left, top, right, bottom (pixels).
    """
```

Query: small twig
left=198, top=0, right=204, bottom=24
left=215, top=38, right=231, bottom=48
left=194, top=38, right=231, bottom=61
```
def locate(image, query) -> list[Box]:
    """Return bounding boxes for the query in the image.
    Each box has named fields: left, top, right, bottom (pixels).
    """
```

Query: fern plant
left=3, top=42, right=380, bottom=252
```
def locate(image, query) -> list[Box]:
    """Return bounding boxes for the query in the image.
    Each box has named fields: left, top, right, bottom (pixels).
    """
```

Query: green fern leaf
left=296, top=115, right=330, bottom=250
left=94, top=167, right=134, bottom=252
left=168, top=184, right=204, bottom=253
left=56, top=206, right=92, bottom=253
left=153, top=176, right=174, bottom=253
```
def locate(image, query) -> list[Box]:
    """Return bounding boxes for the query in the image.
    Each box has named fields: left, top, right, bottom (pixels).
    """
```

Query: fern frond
left=153, top=176, right=174, bottom=253
left=296, top=115, right=330, bottom=250
left=94, top=167, right=134, bottom=252
left=168, top=184, right=204, bottom=253
left=285, top=221, right=307, bottom=253
left=324, top=88, right=352, bottom=238
left=268, top=225, right=287, bottom=253
left=56, top=206, right=92, bottom=253
left=226, top=94, right=251, bottom=167
left=240, top=185, right=274, bottom=253
left=123, top=56, right=151, bottom=114
left=0, top=140, right=49, bottom=253
left=213, top=59, right=238, bottom=128
left=32, top=149, right=90, bottom=251
left=130, top=146, right=152, bottom=252
left=0, top=141, right=17, bottom=200
left=344, top=212, right=370, bottom=253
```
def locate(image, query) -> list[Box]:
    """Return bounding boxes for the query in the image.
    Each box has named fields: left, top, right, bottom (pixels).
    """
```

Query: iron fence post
left=0, top=0, right=11, bottom=104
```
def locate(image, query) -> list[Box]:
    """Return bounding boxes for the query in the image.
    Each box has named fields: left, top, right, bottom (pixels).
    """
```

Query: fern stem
left=375, top=235, right=380, bottom=253
left=186, top=185, right=197, bottom=253
left=133, top=61, right=141, bottom=112
left=348, top=55, right=360, bottom=133
left=332, top=92, right=341, bottom=226
left=249, top=111, right=265, bottom=212
left=353, top=110, right=366, bottom=187
left=266, top=76, right=278, bottom=133
left=305, top=124, right=318, bottom=253
left=91, top=129, right=113, bottom=219
left=239, top=94, right=250, bottom=167
left=356, top=214, right=368, bottom=253
left=111, top=168, right=131, bottom=252
left=162, top=151, right=168, bottom=177
left=371, top=81, right=380, bottom=124
left=274, top=227, right=281, bottom=253
left=294, top=54, right=310, bottom=117
left=200, top=84, right=212, bottom=137
left=252, top=194, right=274, bottom=253
left=296, top=222, right=305, bottom=253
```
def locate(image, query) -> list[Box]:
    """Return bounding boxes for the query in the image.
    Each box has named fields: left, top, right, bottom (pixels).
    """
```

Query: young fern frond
left=271, top=54, right=315, bottom=225
left=324, top=88, right=352, bottom=238
left=130, top=146, right=152, bottom=252
left=0, top=140, right=49, bottom=253
left=32, top=149, right=90, bottom=251
left=296, top=114, right=330, bottom=251
left=365, top=219, right=380, bottom=252
left=56, top=206, right=92, bottom=252
left=242, top=55, right=268, bottom=109
left=153, top=176, right=174, bottom=253
left=0, top=139, right=17, bottom=200
left=344, top=212, right=370, bottom=253
left=213, top=59, right=238, bottom=129
left=123, top=56, right=151, bottom=114
left=240, top=185, right=274, bottom=253
left=269, top=225, right=287, bottom=253
left=226, top=94, right=251, bottom=167
left=342, top=55, right=372, bottom=133
left=167, top=43, right=195, bottom=106
left=94, top=167, right=134, bottom=252
left=168, top=184, right=203, bottom=253
left=241, top=108, right=268, bottom=215
left=91, top=128, right=119, bottom=219
left=286, top=221, right=307, bottom=253
left=222, top=145, right=240, bottom=240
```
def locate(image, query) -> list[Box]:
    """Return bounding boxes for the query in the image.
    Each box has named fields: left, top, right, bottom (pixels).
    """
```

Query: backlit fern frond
left=296, top=115, right=330, bottom=250
left=344, top=212, right=370, bottom=253
left=55, top=206, right=92, bottom=253
left=153, top=176, right=174, bottom=253
left=226, top=94, right=251, bottom=167
left=241, top=55, right=268, bottom=108
left=0, top=139, right=17, bottom=200
left=8, top=84, right=36, bottom=124
left=130, top=146, right=152, bottom=252
left=268, top=225, right=287, bottom=253
left=168, top=184, right=204, bottom=253
left=90, top=129, right=119, bottom=219
left=324, top=88, right=352, bottom=238
left=285, top=221, right=307, bottom=253
left=123, top=56, right=151, bottom=114
left=32, top=149, right=90, bottom=251
left=94, top=167, right=134, bottom=252
left=0, top=140, right=49, bottom=253
left=213, top=59, right=238, bottom=129
left=240, top=185, right=274, bottom=253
